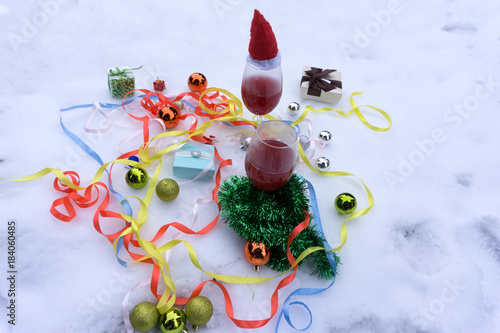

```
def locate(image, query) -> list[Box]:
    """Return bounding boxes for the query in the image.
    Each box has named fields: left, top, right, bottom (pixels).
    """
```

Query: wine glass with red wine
left=241, top=61, right=283, bottom=120
left=244, top=120, right=298, bottom=192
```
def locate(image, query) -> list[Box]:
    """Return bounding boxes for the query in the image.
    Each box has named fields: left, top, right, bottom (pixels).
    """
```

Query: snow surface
left=1, top=0, right=500, bottom=332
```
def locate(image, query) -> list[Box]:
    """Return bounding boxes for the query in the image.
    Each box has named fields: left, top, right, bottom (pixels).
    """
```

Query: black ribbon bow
left=301, top=67, right=342, bottom=97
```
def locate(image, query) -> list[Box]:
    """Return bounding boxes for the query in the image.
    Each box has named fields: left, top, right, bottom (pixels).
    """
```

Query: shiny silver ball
left=173, top=101, right=184, bottom=111
left=299, top=135, right=311, bottom=151
left=319, top=130, right=332, bottom=142
left=239, top=136, right=252, bottom=150
left=316, top=157, right=330, bottom=172
left=287, top=102, right=300, bottom=116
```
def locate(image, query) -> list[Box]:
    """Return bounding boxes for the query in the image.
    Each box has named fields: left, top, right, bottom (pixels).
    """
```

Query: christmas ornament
left=335, top=193, right=357, bottom=215
left=188, top=73, right=207, bottom=92
left=129, top=302, right=159, bottom=332
left=154, top=77, right=165, bottom=92
left=244, top=241, right=271, bottom=271
left=125, top=155, right=140, bottom=169
left=185, top=296, right=213, bottom=332
left=159, top=307, right=186, bottom=333
left=218, top=175, right=338, bottom=279
left=319, top=130, right=332, bottom=142
left=159, top=106, right=180, bottom=129
left=316, top=157, right=330, bottom=172
left=239, top=135, right=252, bottom=151
left=299, top=135, right=310, bottom=151
left=126, top=167, right=149, bottom=189
left=287, top=102, right=300, bottom=116
left=173, top=101, right=184, bottom=111
left=156, top=178, right=180, bottom=201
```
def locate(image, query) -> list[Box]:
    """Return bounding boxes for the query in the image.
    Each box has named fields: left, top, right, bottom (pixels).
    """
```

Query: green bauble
left=335, top=192, right=357, bottom=215
left=130, top=302, right=159, bottom=332
left=186, top=296, right=213, bottom=330
left=159, top=307, right=186, bottom=333
left=126, top=167, right=149, bottom=189
left=156, top=178, right=180, bottom=201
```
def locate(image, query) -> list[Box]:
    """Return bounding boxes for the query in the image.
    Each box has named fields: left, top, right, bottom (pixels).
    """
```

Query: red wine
left=241, top=76, right=282, bottom=115
left=245, top=139, right=295, bottom=191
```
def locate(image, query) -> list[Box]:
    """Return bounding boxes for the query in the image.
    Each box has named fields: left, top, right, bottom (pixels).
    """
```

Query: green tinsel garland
left=218, top=174, right=339, bottom=279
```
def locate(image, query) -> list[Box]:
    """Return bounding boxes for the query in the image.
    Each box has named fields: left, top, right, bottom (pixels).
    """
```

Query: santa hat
left=247, top=9, right=281, bottom=70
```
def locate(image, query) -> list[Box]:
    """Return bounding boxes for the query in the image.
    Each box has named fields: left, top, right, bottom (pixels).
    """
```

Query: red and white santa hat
left=247, top=9, right=281, bottom=70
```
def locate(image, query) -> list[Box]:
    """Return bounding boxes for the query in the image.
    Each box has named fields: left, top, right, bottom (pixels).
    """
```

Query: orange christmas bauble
left=244, top=241, right=270, bottom=266
left=188, top=73, right=207, bottom=92
left=158, top=106, right=180, bottom=129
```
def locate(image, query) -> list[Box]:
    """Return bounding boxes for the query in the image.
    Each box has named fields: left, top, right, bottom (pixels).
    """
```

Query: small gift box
left=153, top=78, right=165, bottom=92
left=173, top=143, right=215, bottom=180
left=107, top=66, right=140, bottom=98
left=300, top=66, right=342, bottom=104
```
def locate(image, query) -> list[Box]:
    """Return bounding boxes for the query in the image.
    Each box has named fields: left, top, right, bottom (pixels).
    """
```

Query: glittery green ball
left=335, top=192, right=357, bottom=215
left=159, top=307, right=186, bottom=333
left=156, top=178, right=180, bottom=201
left=126, top=167, right=149, bottom=189
left=130, top=302, right=159, bottom=332
left=185, top=296, right=213, bottom=327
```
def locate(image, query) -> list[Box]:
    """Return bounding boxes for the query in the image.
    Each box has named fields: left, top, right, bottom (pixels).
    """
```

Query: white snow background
left=1, top=0, right=500, bottom=332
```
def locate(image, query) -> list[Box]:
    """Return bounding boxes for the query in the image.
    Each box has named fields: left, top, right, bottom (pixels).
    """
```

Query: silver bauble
left=287, top=102, right=300, bottom=116
left=316, top=157, right=330, bottom=172
left=318, top=130, right=332, bottom=142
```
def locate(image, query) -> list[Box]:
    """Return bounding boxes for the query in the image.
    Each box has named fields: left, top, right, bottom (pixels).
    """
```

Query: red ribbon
left=50, top=171, right=129, bottom=244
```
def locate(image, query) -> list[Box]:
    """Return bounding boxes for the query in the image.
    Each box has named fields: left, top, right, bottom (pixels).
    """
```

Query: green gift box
left=173, top=143, right=215, bottom=180
left=107, top=66, right=141, bottom=98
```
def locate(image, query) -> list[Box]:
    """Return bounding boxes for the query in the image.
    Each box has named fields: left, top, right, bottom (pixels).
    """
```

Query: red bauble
left=244, top=241, right=271, bottom=267
left=188, top=73, right=207, bottom=92
left=158, top=106, right=180, bottom=129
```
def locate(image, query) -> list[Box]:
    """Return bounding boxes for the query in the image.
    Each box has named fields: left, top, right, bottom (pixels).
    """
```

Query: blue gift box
left=173, top=143, right=215, bottom=180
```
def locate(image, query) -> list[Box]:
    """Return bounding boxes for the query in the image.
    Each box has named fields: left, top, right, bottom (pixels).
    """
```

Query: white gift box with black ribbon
left=300, top=66, right=342, bottom=104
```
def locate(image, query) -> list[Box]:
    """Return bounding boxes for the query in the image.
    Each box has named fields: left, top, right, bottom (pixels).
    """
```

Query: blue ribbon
left=60, top=101, right=135, bottom=267
left=275, top=177, right=337, bottom=332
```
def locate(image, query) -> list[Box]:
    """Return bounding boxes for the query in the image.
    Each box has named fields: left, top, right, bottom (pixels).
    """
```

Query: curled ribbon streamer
left=59, top=109, right=138, bottom=266
left=291, top=92, right=392, bottom=132
left=275, top=178, right=338, bottom=332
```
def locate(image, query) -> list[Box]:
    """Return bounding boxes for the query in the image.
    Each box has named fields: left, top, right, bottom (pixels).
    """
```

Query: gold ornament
left=125, top=167, right=149, bottom=189
left=159, top=307, right=186, bottom=333
left=185, top=296, right=213, bottom=332
left=173, top=101, right=184, bottom=111
left=156, top=178, right=180, bottom=201
left=130, top=302, right=159, bottom=332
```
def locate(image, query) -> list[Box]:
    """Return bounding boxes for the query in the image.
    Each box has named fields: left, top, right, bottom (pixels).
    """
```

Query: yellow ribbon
left=292, top=92, right=392, bottom=132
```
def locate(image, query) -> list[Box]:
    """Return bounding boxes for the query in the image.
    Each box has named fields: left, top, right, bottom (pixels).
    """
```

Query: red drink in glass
left=244, top=121, right=298, bottom=192
left=245, top=139, right=295, bottom=191
left=241, top=76, right=282, bottom=116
